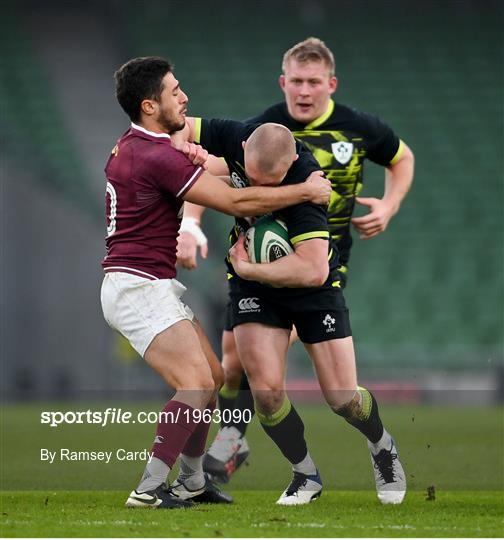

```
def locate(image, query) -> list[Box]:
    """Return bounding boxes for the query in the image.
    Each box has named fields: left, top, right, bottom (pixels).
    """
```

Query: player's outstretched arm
left=352, top=141, right=414, bottom=240
left=176, top=152, right=231, bottom=269
left=183, top=170, right=331, bottom=218
left=229, top=235, right=329, bottom=288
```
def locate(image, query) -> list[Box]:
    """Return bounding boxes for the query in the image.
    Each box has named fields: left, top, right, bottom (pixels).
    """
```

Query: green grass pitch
left=1, top=403, right=503, bottom=537
left=2, top=490, right=502, bottom=537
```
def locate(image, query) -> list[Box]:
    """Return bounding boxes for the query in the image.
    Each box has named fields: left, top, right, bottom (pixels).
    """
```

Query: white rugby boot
left=125, top=483, right=193, bottom=509
left=203, top=426, right=250, bottom=483
left=368, top=438, right=406, bottom=504
left=276, top=470, right=323, bottom=506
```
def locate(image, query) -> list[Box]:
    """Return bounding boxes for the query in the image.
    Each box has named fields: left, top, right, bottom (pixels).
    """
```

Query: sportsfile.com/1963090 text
left=40, top=407, right=253, bottom=428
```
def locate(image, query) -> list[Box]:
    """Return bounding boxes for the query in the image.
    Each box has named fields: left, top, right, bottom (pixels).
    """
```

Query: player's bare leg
left=234, top=323, right=322, bottom=505
left=305, top=336, right=406, bottom=504
left=127, top=320, right=214, bottom=508
left=169, top=320, right=232, bottom=503
left=205, top=324, right=299, bottom=482
left=221, top=330, right=243, bottom=392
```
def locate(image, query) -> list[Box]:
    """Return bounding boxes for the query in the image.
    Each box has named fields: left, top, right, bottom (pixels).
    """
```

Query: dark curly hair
left=114, top=56, right=173, bottom=122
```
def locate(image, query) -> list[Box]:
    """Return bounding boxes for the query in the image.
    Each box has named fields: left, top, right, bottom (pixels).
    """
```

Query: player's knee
left=174, top=369, right=215, bottom=409
left=253, top=388, right=284, bottom=417
left=198, top=372, right=216, bottom=394
left=330, top=390, right=361, bottom=421
left=324, top=388, right=356, bottom=410
left=179, top=364, right=215, bottom=393
left=223, top=364, right=243, bottom=389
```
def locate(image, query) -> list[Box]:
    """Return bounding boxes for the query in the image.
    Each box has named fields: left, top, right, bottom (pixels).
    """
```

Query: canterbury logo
left=154, top=435, right=164, bottom=444
left=238, top=297, right=260, bottom=312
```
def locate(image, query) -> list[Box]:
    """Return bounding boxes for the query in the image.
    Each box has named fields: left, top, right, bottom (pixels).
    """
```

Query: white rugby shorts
left=100, top=272, right=194, bottom=357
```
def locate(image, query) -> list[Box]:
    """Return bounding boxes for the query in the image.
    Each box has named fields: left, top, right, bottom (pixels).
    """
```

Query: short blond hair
left=246, top=123, right=296, bottom=177
left=282, top=37, right=335, bottom=76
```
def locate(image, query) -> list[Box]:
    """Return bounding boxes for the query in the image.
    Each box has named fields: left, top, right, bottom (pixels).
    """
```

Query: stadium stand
left=112, top=0, right=503, bottom=371
left=0, top=6, right=99, bottom=217
left=2, top=0, right=502, bottom=395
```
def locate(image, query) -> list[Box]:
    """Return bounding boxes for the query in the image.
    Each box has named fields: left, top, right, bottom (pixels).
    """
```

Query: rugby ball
left=244, top=215, right=293, bottom=263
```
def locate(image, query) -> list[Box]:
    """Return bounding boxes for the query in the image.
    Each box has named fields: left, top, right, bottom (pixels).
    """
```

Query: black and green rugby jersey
left=246, top=100, right=404, bottom=266
left=193, top=117, right=341, bottom=293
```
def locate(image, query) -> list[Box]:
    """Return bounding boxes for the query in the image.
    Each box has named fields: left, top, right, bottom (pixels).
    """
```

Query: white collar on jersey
left=131, top=122, right=171, bottom=139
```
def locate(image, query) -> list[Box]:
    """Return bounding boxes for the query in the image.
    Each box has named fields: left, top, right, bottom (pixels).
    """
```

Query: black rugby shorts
left=225, top=277, right=351, bottom=343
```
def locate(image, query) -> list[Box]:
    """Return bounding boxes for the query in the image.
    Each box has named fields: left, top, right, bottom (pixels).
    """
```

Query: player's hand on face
left=182, top=142, right=209, bottom=169
left=176, top=231, right=208, bottom=269
left=229, top=234, right=250, bottom=276
left=351, top=197, right=395, bottom=240
left=305, top=170, right=332, bottom=205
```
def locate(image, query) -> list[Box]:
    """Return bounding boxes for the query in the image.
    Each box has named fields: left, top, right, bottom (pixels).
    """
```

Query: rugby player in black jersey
left=177, top=37, right=414, bottom=504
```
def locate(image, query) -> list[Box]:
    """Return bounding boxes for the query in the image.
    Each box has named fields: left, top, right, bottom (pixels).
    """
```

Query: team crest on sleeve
left=331, top=141, right=354, bottom=164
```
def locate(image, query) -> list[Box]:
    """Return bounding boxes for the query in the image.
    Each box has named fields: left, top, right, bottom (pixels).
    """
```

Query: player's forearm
left=237, top=253, right=329, bottom=288
left=185, top=171, right=329, bottom=217
left=183, top=202, right=206, bottom=223
left=207, top=155, right=229, bottom=176
left=384, top=145, right=414, bottom=214
left=231, top=183, right=314, bottom=218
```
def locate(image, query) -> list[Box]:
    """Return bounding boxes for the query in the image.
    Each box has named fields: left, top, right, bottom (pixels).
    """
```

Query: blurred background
left=1, top=0, right=503, bottom=402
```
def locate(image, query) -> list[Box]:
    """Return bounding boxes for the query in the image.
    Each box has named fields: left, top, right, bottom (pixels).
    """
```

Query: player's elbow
left=304, top=262, right=329, bottom=287
left=401, top=143, right=415, bottom=167
left=231, top=206, right=250, bottom=218
left=313, top=265, right=330, bottom=287
left=230, top=200, right=256, bottom=218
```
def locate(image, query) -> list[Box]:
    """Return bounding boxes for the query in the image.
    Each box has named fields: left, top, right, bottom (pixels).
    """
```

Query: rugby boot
left=368, top=438, right=406, bottom=504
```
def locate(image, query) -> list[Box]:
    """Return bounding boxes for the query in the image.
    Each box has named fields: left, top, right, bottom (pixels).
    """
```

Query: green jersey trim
left=304, top=99, right=335, bottom=130
left=256, top=397, right=292, bottom=427
left=389, top=139, right=405, bottom=165
left=291, top=230, right=330, bottom=245
left=193, top=117, right=202, bottom=144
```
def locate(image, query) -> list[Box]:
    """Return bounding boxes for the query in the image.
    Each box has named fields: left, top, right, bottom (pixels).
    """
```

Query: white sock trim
left=369, top=430, right=393, bottom=453
left=292, top=452, right=317, bottom=476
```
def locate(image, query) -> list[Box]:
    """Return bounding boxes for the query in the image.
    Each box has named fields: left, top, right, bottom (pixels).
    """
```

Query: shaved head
left=244, top=123, right=298, bottom=185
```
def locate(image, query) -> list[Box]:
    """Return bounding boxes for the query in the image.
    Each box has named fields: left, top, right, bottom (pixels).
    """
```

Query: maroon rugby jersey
left=102, top=123, right=203, bottom=279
